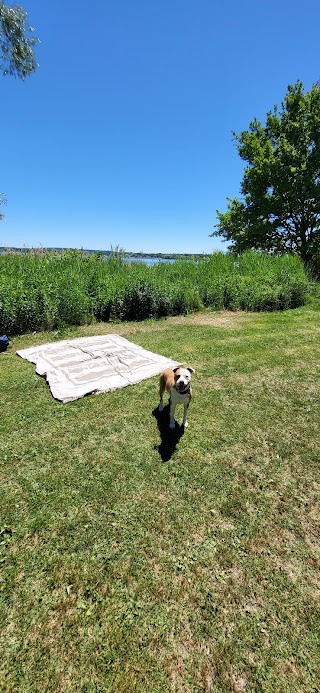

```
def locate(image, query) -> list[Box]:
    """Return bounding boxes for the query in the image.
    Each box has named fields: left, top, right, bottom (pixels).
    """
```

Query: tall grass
left=0, top=249, right=309, bottom=335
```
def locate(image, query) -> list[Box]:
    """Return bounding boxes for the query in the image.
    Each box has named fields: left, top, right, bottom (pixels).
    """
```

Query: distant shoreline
left=0, top=247, right=209, bottom=259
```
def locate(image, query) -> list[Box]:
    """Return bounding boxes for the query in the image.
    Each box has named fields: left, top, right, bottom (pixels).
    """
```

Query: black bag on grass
left=0, top=335, right=9, bottom=352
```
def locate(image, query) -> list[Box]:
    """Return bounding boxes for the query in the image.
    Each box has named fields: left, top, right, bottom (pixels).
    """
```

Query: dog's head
left=173, top=366, right=194, bottom=393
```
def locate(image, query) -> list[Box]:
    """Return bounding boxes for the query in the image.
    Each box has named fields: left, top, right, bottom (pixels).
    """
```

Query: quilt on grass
left=17, top=334, right=180, bottom=403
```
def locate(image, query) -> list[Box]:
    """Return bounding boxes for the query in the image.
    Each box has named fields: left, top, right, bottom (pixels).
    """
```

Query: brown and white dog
left=158, top=366, right=194, bottom=429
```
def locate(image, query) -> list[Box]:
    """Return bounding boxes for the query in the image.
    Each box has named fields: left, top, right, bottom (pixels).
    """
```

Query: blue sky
left=1, top=0, right=320, bottom=253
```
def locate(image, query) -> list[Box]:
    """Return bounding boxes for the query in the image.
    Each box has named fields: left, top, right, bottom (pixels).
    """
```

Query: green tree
left=213, top=81, right=320, bottom=266
left=0, top=1, right=38, bottom=79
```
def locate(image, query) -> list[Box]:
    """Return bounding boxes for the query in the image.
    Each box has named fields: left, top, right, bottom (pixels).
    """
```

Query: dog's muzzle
left=175, top=383, right=190, bottom=394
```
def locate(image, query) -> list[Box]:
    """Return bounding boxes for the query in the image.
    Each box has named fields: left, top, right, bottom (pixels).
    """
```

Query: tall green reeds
left=0, top=249, right=310, bottom=335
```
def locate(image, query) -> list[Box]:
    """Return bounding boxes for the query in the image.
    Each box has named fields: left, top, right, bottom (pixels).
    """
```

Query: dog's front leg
left=169, top=401, right=176, bottom=429
left=182, top=403, right=189, bottom=428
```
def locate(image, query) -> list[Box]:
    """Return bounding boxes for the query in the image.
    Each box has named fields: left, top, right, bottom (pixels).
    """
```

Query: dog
left=158, top=366, right=194, bottom=429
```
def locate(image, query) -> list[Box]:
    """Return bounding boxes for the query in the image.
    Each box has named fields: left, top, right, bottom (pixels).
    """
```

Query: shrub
left=0, top=249, right=310, bottom=335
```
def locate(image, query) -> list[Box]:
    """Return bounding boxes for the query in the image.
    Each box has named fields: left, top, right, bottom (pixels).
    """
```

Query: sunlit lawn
left=1, top=300, right=319, bottom=692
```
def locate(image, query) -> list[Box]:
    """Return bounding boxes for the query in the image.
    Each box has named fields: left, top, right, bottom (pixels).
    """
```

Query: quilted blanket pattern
left=17, top=334, right=181, bottom=403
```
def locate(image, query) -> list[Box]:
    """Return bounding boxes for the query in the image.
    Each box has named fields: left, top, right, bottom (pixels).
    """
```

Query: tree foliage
left=0, top=1, right=39, bottom=79
left=213, top=81, right=320, bottom=266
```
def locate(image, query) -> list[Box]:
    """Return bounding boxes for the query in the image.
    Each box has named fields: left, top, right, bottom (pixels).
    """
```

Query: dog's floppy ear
left=187, top=367, right=195, bottom=374
left=173, top=366, right=181, bottom=373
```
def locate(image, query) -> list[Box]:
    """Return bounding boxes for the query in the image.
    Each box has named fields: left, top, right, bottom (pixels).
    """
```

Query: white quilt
left=17, top=334, right=181, bottom=403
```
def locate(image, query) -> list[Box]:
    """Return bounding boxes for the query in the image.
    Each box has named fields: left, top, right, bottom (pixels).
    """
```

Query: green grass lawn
left=1, top=300, right=319, bottom=692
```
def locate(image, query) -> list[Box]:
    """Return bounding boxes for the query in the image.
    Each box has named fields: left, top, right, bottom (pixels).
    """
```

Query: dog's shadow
left=152, top=403, right=185, bottom=461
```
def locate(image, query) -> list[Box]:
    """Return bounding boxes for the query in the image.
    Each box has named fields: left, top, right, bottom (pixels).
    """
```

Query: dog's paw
left=183, top=421, right=189, bottom=428
left=169, top=421, right=175, bottom=429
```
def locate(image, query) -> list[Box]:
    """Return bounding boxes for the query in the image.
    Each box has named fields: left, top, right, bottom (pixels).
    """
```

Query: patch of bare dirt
left=175, top=310, right=253, bottom=328
left=75, top=310, right=254, bottom=336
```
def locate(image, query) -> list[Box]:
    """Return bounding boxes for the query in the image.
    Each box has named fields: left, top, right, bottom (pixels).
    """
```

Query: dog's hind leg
left=158, top=380, right=165, bottom=412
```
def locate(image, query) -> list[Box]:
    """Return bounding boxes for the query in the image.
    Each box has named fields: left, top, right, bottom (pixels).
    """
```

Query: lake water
left=125, top=256, right=175, bottom=266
